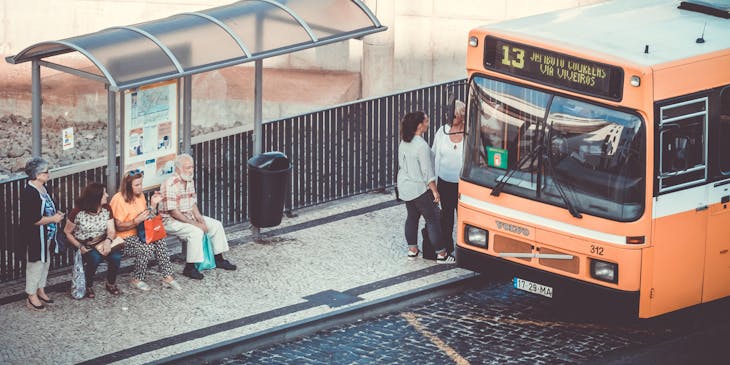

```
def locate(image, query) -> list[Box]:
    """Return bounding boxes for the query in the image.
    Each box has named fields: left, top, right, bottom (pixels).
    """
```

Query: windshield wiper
left=489, top=97, right=582, bottom=219
left=490, top=144, right=542, bottom=197
left=541, top=121, right=582, bottom=218
left=491, top=103, right=544, bottom=197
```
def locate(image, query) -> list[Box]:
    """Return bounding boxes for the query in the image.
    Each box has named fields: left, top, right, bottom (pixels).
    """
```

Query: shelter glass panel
left=205, top=2, right=312, bottom=55
left=68, top=28, right=178, bottom=85
left=287, top=0, right=378, bottom=39
left=136, top=14, right=248, bottom=71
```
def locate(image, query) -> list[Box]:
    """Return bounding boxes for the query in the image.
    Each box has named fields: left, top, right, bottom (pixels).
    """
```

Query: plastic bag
left=195, top=234, right=216, bottom=271
left=70, top=249, right=86, bottom=299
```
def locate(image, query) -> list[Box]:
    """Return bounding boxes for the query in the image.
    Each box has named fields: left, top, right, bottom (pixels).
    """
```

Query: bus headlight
left=590, top=259, right=618, bottom=284
left=465, top=225, right=488, bottom=248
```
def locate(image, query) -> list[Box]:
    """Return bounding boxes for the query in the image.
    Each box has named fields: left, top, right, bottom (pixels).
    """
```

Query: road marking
left=419, top=312, right=666, bottom=335
left=401, top=312, right=470, bottom=365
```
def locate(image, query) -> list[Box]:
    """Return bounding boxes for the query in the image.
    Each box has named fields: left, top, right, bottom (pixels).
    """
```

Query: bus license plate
left=513, top=277, right=553, bottom=298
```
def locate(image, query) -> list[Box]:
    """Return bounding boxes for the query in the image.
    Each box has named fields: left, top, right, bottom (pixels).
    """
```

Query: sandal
left=131, top=280, right=151, bottom=291
left=407, top=248, right=420, bottom=258
left=105, top=283, right=121, bottom=295
left=86, top=287, right=95, bottom=299
left=27, top=297, right=46, bottom=311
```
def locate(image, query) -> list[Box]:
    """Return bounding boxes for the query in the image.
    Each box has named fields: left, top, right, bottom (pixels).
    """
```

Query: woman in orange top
left=110, top=170, right=181, bottom=291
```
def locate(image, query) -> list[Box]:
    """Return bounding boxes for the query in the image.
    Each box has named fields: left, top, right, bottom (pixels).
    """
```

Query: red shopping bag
left=138, top=214, right=167, bottom=244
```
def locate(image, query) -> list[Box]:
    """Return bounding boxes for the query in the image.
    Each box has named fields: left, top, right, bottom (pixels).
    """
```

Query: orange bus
left=456, top=0, right=730, bottom=318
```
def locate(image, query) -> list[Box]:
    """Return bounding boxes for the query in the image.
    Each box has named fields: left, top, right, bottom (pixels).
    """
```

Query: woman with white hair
left=431, top=100, right=466, bottom=256
left=19, top=157, right=65, bottom=311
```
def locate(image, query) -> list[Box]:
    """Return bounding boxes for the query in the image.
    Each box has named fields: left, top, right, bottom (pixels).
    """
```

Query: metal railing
left=0, top=79, right=467, bottom=282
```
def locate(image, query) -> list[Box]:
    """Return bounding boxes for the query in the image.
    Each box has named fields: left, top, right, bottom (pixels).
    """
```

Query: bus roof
left=480, top=0, right=730, bottom=68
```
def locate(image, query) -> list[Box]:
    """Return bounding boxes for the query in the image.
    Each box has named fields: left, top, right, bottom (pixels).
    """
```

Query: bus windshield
left=463, top=76, right=645, bottom=221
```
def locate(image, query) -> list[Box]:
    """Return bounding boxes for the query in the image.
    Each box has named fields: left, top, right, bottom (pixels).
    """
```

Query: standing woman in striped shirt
left=19, top=157, right=65, bottom=311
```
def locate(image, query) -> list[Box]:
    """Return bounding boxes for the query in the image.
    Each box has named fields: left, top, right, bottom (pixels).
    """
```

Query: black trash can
left=248, top=151, right=291, bottom=228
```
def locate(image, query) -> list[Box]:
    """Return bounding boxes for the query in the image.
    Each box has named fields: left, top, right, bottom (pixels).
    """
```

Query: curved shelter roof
left=5, top=0, right=386, bottom=91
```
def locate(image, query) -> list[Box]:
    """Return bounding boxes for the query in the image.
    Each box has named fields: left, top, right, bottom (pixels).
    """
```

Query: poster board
left=122, top=80, right=178, bottom=190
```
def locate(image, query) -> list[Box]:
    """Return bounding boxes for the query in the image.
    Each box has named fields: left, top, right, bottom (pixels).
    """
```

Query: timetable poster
left=123, top=80, right=178, bottom=189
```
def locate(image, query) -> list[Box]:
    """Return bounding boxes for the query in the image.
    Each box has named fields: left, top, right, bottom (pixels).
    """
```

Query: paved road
left=214, top=274, right=730, bottom=365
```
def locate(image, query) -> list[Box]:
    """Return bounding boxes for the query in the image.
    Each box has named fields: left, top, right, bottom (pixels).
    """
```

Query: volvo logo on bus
left=496, top=220, right=530, bottom=236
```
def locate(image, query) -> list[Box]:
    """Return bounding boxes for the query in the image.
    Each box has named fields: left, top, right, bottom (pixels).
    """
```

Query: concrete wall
left=0, top=0, right=605, bottom=123
left=387, top=0, right=605, bottom=92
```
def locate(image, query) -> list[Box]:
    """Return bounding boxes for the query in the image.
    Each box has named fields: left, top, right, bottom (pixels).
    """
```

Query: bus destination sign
left=483, top=36, right=624, bottom=101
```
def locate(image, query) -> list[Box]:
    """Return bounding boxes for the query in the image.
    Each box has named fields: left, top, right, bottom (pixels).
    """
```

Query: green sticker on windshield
left=486, top=146, right=508, bottom=169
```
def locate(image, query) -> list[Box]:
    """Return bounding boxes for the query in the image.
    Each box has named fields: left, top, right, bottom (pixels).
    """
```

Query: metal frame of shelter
left=5, top=0, right=386, bottom=194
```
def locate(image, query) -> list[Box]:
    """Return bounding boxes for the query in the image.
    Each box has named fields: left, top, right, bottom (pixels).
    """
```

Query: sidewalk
left=0, top=191, right=473, bottom=365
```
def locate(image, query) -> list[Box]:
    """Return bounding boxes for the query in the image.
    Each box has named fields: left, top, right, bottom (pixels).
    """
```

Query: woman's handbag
left=421, top=227, right=437, bottom=260
left=80, top=234, right=107, bottom=247
left=94, top=237, right=125, bottom=255
left=70, top=249, right=86, bottom=299
left=195, top=234, right=217, bottom=271
left=137, top=210, right=167, bottom=244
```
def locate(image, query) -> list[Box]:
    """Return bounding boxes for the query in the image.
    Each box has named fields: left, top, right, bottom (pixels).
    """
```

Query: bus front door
left=704, top=180, right=730, bottom=303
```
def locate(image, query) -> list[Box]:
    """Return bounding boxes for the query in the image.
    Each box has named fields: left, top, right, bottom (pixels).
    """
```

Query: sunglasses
left=127, top=169, right=144, bottom=177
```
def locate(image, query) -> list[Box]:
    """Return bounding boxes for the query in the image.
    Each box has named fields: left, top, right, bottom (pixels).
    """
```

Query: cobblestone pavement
left=0, top=192, right=473, bottom=365
left=217, top=275, right=730, bottom=365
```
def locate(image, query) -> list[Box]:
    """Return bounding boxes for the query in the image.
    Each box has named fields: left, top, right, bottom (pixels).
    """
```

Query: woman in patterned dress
left=19, top=157, right=66, bottom=311
left=64, top=182, right=122, bottom=297
left=110, top=169, right=181, bottom=291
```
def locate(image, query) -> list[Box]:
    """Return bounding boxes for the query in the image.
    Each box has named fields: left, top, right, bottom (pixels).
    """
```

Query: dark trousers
left=83, top=249, right=122, bottom=286
left=404, top=190, right=445, bottom=252
left=437, top=178, right=458, bottom=254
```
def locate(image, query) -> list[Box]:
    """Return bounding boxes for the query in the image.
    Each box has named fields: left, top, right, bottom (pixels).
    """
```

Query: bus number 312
left=501, top=45, right=525, bottom=69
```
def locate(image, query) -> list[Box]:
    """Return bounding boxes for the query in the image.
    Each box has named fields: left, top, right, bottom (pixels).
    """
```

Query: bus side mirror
left=445, top=93, right=457, bottom=123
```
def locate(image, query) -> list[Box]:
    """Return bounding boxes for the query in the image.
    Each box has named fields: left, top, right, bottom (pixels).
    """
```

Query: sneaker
left=163, top=279, right=182, bottom=290
left=407, top=248, right=420, bottom=258
left=183, top=266, right=204, bottom=280
left=436, top=252, right=456, bottom=264
left=131, top=280, right=151, bottom=291
left=215, top=258, right=237, bottom=271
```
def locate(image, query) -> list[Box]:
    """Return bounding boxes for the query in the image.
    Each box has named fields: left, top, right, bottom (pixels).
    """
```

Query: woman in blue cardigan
left=19, top=157, right=65, bottom=311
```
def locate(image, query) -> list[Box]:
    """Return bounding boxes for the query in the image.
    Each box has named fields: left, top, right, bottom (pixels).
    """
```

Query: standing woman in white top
left=431, top=101, right=465, bottom=255
left=397, top=111, right=454, bottom=263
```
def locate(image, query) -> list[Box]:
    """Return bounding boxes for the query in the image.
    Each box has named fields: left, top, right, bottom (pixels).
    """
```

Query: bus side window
left=720, top=87, right=730, bottom=174
left=661, top=120, right=704, bottom=174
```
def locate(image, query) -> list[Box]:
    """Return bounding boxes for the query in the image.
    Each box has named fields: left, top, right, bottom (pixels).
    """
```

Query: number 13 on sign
left=501, top=45, right=525, bottom=69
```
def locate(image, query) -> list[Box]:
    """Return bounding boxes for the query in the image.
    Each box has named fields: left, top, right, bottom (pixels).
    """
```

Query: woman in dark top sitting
left=19, top=157, right=65, bottom=311
left=64, top=182, right=123, bottom=298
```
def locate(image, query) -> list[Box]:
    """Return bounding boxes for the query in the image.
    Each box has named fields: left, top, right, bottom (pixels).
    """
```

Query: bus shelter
left=5, top=0, right=386, bottom=193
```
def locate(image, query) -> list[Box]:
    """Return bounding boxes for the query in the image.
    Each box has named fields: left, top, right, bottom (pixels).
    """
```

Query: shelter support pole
left=107, top=90, right=117, bottom=194
left=254, top=59, right=263, bottom=155
left=183, top=75, right=192, bottom=154
left=251, top=59, right=263, bottom=235
left=362, top=0, right=394, bottom=98
left=31, top=60, right=42, bottom=158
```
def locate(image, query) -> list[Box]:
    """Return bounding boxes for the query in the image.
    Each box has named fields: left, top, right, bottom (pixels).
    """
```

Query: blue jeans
left=83, top=249, right=122, bottom=287
left=404, top=190, right=445, bottom=253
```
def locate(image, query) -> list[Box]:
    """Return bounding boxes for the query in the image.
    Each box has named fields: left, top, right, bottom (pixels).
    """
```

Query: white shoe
left=163, top=279, right=182, bottom=290
left=131, top=280, right=151, bottom=291
left=436, top=252, right=455, bottom=264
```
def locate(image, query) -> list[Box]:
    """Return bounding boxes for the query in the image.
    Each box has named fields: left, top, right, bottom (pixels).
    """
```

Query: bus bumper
left=456, top=246, right=640, bottom=316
